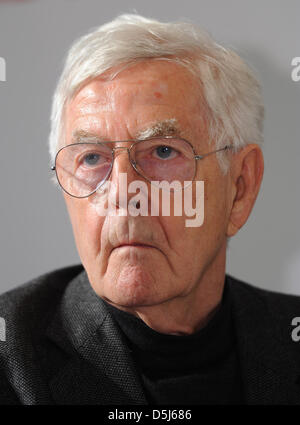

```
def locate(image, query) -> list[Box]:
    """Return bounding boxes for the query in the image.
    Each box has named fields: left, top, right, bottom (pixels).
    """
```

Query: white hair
left=49, top=14, right=264, bottom=172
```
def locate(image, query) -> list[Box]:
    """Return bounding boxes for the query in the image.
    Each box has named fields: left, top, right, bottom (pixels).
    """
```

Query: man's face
left=63, top=60, right=232, bottom=309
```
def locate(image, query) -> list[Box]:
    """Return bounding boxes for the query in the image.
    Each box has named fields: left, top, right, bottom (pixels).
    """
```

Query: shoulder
left=0, top=264, right=84, bottom=344
left=0, top=264, right=84, bottom=311
left=227, top=273, right=300, bottom=319
left=0, top=264, right=85, bottom=404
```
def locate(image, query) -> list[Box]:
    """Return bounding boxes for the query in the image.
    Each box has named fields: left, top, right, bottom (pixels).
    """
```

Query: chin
left=110, top=281, right=159, bottom=308
left=107, top=263, right=155, bottom=303
left=100, top=277, right=167, bottom=309
left=90, top=261, right=170, bottom=308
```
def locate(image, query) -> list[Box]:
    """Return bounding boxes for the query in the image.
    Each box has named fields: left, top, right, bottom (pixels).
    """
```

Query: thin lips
left=113, top=242, right=155, bottom=250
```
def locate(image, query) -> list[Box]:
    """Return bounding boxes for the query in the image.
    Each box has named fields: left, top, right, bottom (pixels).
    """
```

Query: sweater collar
left=104, top=277, right=234, bottom=367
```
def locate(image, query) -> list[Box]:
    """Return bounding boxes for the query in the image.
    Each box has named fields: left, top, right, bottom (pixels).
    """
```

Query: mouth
left=110, top=241, right=165, bottom=259
left=113, top=243, right=155, bottom=250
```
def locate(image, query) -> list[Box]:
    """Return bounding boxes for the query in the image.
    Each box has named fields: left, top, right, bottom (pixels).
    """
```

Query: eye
left=82, top=153, right=101, bottom=167
left=154, top=145, right=177, bottom=160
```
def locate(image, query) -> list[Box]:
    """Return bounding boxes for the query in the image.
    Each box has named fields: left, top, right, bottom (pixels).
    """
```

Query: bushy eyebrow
left=71, top=130, right=106, bottom=143
left=137, top=118, right=181, bottom=140
left=71, top=118, right=181, bottom=143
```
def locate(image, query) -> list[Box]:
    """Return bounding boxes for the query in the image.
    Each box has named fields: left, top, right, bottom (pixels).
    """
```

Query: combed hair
left=49, top=14, right=264, bottom=172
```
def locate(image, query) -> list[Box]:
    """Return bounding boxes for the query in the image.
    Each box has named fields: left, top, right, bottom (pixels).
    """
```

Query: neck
left=109, top=243, right=227, bottom=336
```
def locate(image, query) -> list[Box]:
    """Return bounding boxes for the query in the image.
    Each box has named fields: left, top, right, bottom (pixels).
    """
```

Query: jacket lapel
left=228, top=274, right=300, bottom=404
left=45, top=269, right=300, bottom=405
left=45, top=269, right=147, bottom=405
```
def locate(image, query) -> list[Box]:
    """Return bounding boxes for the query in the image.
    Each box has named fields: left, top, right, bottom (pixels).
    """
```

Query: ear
left=226, top=144, right=264, bottom=237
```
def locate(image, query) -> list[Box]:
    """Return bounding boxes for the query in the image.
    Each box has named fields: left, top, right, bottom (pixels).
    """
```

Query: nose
left=110, top=147, right=138, bottom=181
left=107, top=146, right=142, bottom=211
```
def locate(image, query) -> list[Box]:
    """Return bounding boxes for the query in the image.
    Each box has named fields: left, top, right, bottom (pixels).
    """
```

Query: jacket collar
left=45, top=268, right=300, bottom=405
left=45, top=268, right=147, bottom=405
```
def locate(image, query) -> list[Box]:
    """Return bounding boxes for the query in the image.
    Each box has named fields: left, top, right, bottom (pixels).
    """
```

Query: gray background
left=0, top=0, right=299, bottom=295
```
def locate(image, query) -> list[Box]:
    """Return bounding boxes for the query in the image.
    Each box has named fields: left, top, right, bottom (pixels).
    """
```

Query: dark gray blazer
left=0, top=264, right=300, bottom=405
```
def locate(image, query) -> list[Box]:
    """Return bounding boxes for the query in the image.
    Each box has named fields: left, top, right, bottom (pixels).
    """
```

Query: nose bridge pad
left=113, top=146, right=130, bottom=154
left=111, top=147, right=136, bottom=179
left=112, top=147, right=130, bottom=166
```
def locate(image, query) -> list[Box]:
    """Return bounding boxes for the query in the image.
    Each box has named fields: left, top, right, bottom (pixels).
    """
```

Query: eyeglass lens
left=55, top=138, right=196, bottom=197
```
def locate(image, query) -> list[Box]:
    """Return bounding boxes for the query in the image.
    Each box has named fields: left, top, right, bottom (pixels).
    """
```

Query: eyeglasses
left=51, top=137, right=232, bottom=198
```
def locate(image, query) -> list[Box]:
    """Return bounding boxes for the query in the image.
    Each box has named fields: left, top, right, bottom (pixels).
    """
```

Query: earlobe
left=226, top=144, right=264, bottom=238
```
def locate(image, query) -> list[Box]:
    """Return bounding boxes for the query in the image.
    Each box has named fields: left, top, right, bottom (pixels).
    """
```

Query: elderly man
left=0, top=14, right=300, bottom=406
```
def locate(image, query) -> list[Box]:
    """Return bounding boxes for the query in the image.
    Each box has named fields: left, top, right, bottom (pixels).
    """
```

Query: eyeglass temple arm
left=195, top=145, right=232, bottom=160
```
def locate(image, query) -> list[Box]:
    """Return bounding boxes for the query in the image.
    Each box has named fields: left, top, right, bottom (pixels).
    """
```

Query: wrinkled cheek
left=196, top=176, right=228, bottom=249
left=67, top=200, right=104, bottom=261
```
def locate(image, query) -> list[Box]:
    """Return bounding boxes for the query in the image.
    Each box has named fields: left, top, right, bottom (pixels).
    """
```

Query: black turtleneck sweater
left=104, top=278, right=244, bottom=405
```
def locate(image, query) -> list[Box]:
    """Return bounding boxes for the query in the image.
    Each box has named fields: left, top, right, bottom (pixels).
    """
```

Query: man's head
left=49, top=15, right=264, bottom=333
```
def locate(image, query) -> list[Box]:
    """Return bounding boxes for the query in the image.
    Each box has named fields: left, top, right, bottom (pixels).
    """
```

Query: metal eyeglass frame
left=51, top=136, right=233, bottom=198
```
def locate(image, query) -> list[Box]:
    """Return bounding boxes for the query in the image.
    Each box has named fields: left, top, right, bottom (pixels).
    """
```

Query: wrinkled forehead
left=64, top=60, right=209, bottom=144
left=70, top=60, right=203, bottom=112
